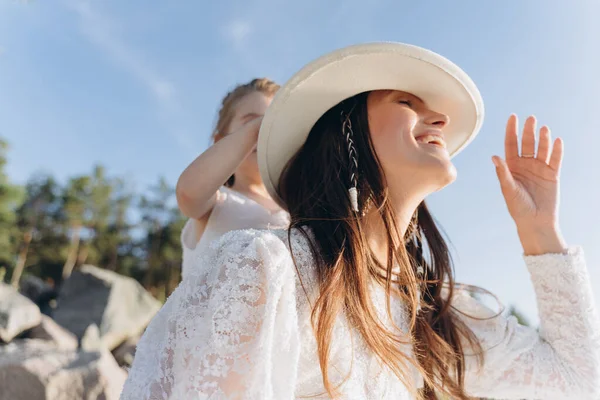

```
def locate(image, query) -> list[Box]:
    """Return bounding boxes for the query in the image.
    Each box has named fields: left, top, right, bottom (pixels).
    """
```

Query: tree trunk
left=11, top=229, right=33, bottom=288
left=107, top=247, right=118, bottom=271
left=144, top=223, right=162, bottom=288
left=62, top=225, right=81, bottom=280
left=76, top=243, right=89, bottom=267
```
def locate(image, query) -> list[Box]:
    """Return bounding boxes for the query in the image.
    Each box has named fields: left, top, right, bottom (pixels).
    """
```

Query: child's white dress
left=179, top=186, right=290, bottom=280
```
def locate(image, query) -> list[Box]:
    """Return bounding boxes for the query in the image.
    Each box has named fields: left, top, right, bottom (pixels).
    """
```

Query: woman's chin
left=427, top=158, right=457, bottom=190
left=438, top=168, right=457, bottom=190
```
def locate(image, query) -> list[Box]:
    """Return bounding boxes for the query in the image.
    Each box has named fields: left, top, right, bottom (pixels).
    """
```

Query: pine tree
left=0, top=140, right=24, bottom=282
left=13, top=173, right=64, bottom=285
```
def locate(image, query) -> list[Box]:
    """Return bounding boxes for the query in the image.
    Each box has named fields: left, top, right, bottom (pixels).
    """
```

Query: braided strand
left=341, top=109, right=359, bottom=212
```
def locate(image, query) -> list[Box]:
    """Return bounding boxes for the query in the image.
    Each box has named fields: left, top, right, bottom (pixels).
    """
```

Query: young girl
left=123, top=43, right=599, bottom=399
left=175, top=78, right=289, bottom=279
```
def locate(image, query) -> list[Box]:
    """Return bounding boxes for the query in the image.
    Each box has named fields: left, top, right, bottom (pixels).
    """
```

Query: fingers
left=508, top=115, right=558, bottom=165
left=492, top=156, right=517, bottom=198
left=536, top=126, right=551, bottom=163
left=549, top=138, right=564, bottom=172
left=505, top=114, right=519, bottom=160
left=521, top=116, right=537, bottom=157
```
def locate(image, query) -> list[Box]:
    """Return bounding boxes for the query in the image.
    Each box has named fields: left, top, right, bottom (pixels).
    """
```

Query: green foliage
left=14, top=173, right=67, bottom=283
left=0, top=140, right=24, bottom=271
left=1, top=138, right=184, bottom=297
left=139, top=177, right=185, bottom=298
left=507, top=304, right=530, bottom=327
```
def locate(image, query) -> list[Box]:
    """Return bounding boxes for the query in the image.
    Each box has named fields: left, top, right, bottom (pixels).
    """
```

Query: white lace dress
left=180, top=186, right=290, bottom=280
left=121, top=228, right=600, bottom=399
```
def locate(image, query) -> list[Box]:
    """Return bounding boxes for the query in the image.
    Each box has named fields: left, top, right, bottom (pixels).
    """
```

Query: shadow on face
left=366, top=90, right=456, bottom=196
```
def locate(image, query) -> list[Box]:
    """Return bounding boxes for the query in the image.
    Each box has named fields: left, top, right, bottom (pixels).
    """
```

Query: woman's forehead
left=375, top=90, right=425, bottom=105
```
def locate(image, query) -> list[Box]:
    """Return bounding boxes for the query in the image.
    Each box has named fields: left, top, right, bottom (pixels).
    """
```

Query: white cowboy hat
left=257, top=42, right=484, bottom=209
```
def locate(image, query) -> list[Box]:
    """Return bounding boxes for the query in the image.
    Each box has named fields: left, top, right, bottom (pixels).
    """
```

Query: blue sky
left=1, top=0, right=599, bottom=323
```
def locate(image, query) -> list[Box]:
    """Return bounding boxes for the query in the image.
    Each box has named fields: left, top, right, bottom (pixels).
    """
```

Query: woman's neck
left=363, top=188, right=423, bottom=265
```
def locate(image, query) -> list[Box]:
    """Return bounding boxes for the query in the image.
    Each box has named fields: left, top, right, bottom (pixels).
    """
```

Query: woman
left=175, top=78, right=289, bottom=279
left=122, top=43, right=599, bottom=399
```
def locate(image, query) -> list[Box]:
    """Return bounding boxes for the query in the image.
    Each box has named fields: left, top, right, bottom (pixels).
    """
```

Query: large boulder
left=0, top=283, right=42, bottom=342
left=80, top=323, right=102, bottom=352
left=0, top=339, right=126, bottom=400
left=111, top=335, right=139, bottom=368
left=27, top=315, right=78, bottom=350
left=18, top=275, right=57, bottom=315
left=53, top=265, right=161, bottom=350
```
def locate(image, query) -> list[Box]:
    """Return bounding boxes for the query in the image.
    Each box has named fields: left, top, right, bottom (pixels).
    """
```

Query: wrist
left=517, top=224, right=567, bottom=256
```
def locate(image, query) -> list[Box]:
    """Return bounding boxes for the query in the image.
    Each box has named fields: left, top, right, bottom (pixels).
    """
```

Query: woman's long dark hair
left=279, top=91, right=483, bottom=399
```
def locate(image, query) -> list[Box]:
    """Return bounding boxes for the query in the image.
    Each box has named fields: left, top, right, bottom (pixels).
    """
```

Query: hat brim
left=258, top=42, right=484, bottom=209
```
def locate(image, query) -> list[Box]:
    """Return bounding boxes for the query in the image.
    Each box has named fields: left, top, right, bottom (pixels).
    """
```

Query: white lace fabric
left=121, top=229, right=600, bottom=399
left=180, top=186, right=290, bottom=280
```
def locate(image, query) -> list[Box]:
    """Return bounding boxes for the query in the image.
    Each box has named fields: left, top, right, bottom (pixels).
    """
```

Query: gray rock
left=0, top=283, right=42, bottom=343
left=53, top=265, right=161, bottom=350
left=27, top=315, right=78, bottom=350
left=19, top=275, right=57, bottom=315
left=80, top=323, right=102, bottom=352
left=45, top=348, right=126, bottom=400
left=0, top=339, right=126, bottom=400
left=0, top=340, right=72, bottom=400
left=18, top=275, right=55, bottom=304
left=111, top=335, right=139, bottom=367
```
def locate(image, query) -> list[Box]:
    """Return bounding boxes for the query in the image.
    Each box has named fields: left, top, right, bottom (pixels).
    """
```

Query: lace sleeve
left=457, top=246, right=600, bottom=399
left=120, top=229, right=300, bottom=400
